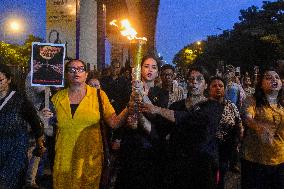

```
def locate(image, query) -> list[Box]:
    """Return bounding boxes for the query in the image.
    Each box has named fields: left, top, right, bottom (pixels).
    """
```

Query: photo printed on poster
left=31, top=42, right=65, bottom=86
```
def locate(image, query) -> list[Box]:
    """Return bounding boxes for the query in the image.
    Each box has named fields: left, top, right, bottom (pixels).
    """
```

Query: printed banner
left=46, top=0, right=78, bottom=59
left=31, top=42, right=65, bottom=86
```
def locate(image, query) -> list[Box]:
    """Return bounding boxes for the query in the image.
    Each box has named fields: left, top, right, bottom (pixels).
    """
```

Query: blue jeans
left=241, top=159, right=284, bottom=189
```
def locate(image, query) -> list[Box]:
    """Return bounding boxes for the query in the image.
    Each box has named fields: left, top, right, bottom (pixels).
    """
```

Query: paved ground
left=34, top=169, right=241, bottom=189
left=224, top=170, right=241, bottom=189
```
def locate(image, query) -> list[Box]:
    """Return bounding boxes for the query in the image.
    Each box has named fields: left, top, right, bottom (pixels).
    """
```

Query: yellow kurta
left=51, top=85, right=115, bottom=189
left=242, top=97, right=284, bottom=165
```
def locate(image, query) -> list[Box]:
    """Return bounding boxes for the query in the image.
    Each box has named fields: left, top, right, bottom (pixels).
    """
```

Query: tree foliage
left=0, top=35, right=43, bottom=67
left=173, top=42, right=204, bottom=75
left=173, top=0, right=284, bottom=75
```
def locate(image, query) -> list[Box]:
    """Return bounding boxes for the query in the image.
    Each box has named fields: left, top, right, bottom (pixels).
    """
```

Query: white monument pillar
left=79, top=0, right=98, bottom=70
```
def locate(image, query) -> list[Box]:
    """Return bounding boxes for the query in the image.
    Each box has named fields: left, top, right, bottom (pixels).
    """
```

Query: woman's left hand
left=40, top=108, right=54, bottom=119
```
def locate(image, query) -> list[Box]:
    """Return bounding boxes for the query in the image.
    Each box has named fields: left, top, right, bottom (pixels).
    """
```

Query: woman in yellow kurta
left=51, top=59, right=129, bottom=189
left=241, top=67, right=284, bottom=189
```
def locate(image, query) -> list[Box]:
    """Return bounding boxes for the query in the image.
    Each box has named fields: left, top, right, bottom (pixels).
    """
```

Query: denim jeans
left=241, top=159, right=284, bottom=189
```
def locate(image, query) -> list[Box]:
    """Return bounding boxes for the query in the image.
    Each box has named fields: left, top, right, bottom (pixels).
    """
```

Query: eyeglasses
left=188, top=76, right=204, bottom=83
left=66, top=66, right=86, bottom=73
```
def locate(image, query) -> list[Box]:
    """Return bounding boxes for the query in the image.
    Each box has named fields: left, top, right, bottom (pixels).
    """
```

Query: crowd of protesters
left=0, top=54, right=284, bottom=189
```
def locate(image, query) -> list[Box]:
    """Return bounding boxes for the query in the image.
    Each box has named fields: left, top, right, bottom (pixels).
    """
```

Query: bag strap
left=97, top=89, right=111, bottom=166
left=0, top=91, right=16, bottom=111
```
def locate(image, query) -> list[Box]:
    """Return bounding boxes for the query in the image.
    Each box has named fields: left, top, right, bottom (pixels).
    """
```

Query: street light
left=1, top=18, right=24, bottom=43
left=9, top=21, right=21, bottom=31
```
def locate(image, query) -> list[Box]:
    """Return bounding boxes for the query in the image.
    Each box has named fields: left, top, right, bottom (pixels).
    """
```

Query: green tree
left=0, top=35, right=43, bottom=67
left=173, top=41, right=204, bottom=77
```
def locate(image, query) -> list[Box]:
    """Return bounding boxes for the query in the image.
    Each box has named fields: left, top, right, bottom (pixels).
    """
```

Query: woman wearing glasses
left=241, top=67, right=284, bottom=189
left=51, top=59, right=129, bottom=189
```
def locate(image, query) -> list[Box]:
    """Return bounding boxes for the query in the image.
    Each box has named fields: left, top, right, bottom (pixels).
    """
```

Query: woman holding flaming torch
left=115, top=54, right=170, bottom=189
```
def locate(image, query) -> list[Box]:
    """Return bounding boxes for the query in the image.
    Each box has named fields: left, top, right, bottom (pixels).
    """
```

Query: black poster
left=31, top=42, right=65, bottom=86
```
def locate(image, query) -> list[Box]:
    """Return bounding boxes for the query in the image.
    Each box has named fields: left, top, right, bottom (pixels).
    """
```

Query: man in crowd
left=100, top=59, right=131, bottom=186
left=160, top=64, right=185, bottom=107
left=100, top=59, right=131, bottom=114
left=224, top=65, right=245, bottom=109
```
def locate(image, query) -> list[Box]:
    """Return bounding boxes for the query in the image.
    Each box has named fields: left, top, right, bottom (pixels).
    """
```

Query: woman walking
left=241, top=67, right=284, bottom=189
left=0, top=63, right=45, bottom=189
left=52, top=59, right=129, bottom=189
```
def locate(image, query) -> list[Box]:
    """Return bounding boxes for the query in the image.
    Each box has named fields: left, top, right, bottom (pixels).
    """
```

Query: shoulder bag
left=97, top=89, right=112, bottom=189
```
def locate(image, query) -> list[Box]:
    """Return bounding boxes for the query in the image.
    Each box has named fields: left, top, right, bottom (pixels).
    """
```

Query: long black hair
left=141, top=53, right=161, bottom=72
left=254, top=66, right=283, bottom=107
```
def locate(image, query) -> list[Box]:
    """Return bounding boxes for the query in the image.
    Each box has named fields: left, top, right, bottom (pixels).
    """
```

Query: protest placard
left=31, top=42, right=65, bottom=86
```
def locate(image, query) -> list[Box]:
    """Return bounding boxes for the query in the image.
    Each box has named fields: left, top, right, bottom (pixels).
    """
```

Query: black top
left=0, top=90, right=43, bottom=188
left=70, top=104, right=79, bottom=117
left=100, top=76, right=132, bottom=143
left=0, top=90, right=43, bottom=139
left=117, top=86, right=170, bottom=189
left=173, top=99, right=224, bottom=164
left=169, top=99, right=187, bottom=111
left=100, top=76, right=131, bottom=114
left=121, top=86, right=170, bottom=151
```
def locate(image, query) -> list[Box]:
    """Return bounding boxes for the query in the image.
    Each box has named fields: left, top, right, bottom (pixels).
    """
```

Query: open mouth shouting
left=271, top=81, right=278, bottom=88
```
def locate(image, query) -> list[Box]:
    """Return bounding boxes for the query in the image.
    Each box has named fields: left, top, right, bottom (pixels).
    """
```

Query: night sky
left=0, top=0, right=46, bottom=43
left=0, top=0, right=266, bottom=64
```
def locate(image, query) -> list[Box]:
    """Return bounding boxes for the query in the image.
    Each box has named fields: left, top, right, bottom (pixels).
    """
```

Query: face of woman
left=261, top=71, right=282, bottom=94
left=0, top=72, right=11, bottom=94
left=66, top=60, right=88, bottom=85
left=187, top=70, right=207, bottom=96
left=141, top=58, right=158, bottom=82
left=209, top=79, right=225, bottom=100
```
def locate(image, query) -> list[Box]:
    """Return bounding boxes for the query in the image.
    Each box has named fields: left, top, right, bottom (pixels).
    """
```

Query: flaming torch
left=110, top=19, right=147, bottom=128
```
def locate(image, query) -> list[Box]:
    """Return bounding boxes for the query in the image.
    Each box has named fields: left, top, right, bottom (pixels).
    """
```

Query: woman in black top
left=0, top=63, right=45, bottom=189
left=168, top=66, right=216, bottom=189
left=115, top=54, right=169, bottom=189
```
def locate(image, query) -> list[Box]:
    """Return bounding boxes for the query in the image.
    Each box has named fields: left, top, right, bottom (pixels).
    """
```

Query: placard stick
left=45, top=87, right=50, bottom=109
left=44, top=87, right=50, bottom=127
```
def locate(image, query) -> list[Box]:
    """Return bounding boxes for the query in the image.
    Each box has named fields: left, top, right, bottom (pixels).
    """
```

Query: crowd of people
left=0, top=54, right=284, bottom=189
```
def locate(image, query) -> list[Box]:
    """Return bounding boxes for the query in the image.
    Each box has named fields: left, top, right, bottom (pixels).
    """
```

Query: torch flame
left=110, top=19, right=147, bottom=41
